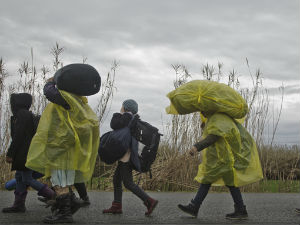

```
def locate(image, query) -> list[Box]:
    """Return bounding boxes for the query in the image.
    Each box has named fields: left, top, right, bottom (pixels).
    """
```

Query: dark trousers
left=15, top=170, right=44, bottom=193
left=191, top=183, right=245, bottom=209
left=74, top=183, right=88, bottom=199
left=113, top=161, right=149, bottom=203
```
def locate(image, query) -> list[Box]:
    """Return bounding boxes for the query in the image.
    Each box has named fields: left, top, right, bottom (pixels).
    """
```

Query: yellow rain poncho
left=26, top=90, right=99, bottom=183
left=195, top=113, right=263, bottom=187
left=166, top=80, right=262, bottom=186
left=166, top=80, right=248, bottom=119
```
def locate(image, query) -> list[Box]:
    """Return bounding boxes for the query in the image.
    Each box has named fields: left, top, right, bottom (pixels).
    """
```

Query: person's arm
left=6, top=110, right=31, bottom=160
left=110, top=113, right=132, bottom=130
left=194, top=134, right=220, bottom=152
left=43, top=80, right=70, bottom=110
left=189, top=134, right=220, bottom=156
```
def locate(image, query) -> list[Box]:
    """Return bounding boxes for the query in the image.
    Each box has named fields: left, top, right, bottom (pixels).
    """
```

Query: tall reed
left=0, top=43, right=117, bottom=188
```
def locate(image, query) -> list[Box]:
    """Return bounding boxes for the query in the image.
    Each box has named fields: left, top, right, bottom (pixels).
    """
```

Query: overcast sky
left=0, top=0, right=299, bottom=145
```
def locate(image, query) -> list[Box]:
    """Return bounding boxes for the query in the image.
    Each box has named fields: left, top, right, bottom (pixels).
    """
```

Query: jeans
left=15, top=170, right=44, bottom=193
left=113, top=161, right=149, bottom=203
left=191, top=183, right=245, bottom=208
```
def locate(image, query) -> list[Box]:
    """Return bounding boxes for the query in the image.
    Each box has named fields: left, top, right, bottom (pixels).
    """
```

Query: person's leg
left=113, top=163, right=123, bottom=203
left=226, top=186, right=248, bottom=220
left=192, top=183, right=211, bottom=208
left=120, top=162, right=158, bottom=216
left=73, top=183, right=90, bottom=206
left=2, top=171, right=27, bottom=213
left=103, top=163, right=123, bottom=214
left=228, top=186, right=244, bottom=206
left=32, top=171, right=44, bottom=180
left=43, top=170, right=75, bottom=224
left=15, top=171, right=28, bottom=193
left=5, top=178, right=17, bottom=191
left=120, top=162, right=150, bottom=202
left=21, top=170, right=55, bottom=200
left=74, top=183, right=87, bottom=199
left=178, top=183, right=211, bottom=217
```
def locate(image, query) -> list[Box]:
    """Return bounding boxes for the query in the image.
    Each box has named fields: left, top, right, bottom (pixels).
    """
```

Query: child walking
left=25, top=64, right=100, bottom=223
left=102, top=99, right=158, bottom=216
left=178, top=112, right=263, bottom=220
left=2, top=93, right=55, bottom=213
left=37, top=79, right=91, bottom=207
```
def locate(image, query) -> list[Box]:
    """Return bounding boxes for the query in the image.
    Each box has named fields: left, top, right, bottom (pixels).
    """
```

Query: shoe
left=102, top=201, right=122, bottom=214
left=80, top=196, right=91, bottom=207
left=226, top=204, right=248, bottom=220
left=69, top=192, right=82, bottom=215
left=178, top=203, right=198, bottom=217
left=2, top=191, right=27, bottom=213
left=295, top=208, right=300, bottom=214
left=144, top=197, right=158, bottom=216
left=38, top=185, right=56, bottom=202
left=38, top=196, right=56, bottom=207
left=37, top=185, right=56, bottom=209
left=43, top=193, right=73, bottom=224
left=49, top=192, right=83, bottom=216
left=38, top=196, right=48, bottom=203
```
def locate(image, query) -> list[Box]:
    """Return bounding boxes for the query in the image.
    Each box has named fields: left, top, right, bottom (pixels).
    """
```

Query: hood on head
left=10, top=93, right=32, bottom=115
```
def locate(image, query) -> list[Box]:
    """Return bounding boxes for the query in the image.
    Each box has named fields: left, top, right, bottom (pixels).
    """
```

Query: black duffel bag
left=54, top=63, right=101, bottom=96
left=98, top=127, right=132, bottom=164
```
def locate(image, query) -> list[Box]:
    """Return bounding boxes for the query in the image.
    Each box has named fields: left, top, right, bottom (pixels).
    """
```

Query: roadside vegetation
left=0, top=44, right=299, bottom=193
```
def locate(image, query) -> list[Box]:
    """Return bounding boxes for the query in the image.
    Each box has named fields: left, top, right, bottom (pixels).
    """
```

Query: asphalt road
left=0, top=191, right=299, bottom=225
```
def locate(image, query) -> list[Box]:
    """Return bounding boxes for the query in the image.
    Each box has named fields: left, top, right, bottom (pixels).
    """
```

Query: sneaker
left=295, top=208, right=300, bottom=214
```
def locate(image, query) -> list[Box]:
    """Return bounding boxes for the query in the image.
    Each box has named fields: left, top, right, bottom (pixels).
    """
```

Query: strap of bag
left=127, top=114, right=139, bottom=129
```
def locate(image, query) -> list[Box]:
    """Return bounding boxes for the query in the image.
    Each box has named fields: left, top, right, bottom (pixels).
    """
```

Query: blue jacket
left=110, top=112, right=141, bottom=172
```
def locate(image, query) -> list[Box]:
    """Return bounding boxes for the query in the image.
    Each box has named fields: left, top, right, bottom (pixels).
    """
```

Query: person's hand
left=46, top=77, right=54, bottom=83
left=5, top=156, right=13, bottom=163
left=189, top=146, right=198, bottom=156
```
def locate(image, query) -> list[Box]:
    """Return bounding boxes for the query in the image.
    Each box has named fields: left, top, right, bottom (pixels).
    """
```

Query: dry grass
left=259, top=145, right=300, bottom=180
left=0, top=154, right=15, bottom=188
left=0, top=43, right=117, bottom=189
left=88, top=143, right=300, bottom=193
left=0, top=48, right=298, bottom=193
left=87, top=61, right=299, bottom=193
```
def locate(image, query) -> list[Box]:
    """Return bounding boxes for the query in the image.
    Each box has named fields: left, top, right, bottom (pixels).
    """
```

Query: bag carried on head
left=54, top=63, right=101, bottom=96
left=166, top=80, right=248, bottom=119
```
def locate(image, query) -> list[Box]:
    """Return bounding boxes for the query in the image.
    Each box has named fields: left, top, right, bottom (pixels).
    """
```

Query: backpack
left=98, top=119, right=133, bottom=164
left=132, top=119, right=162, bottom=174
